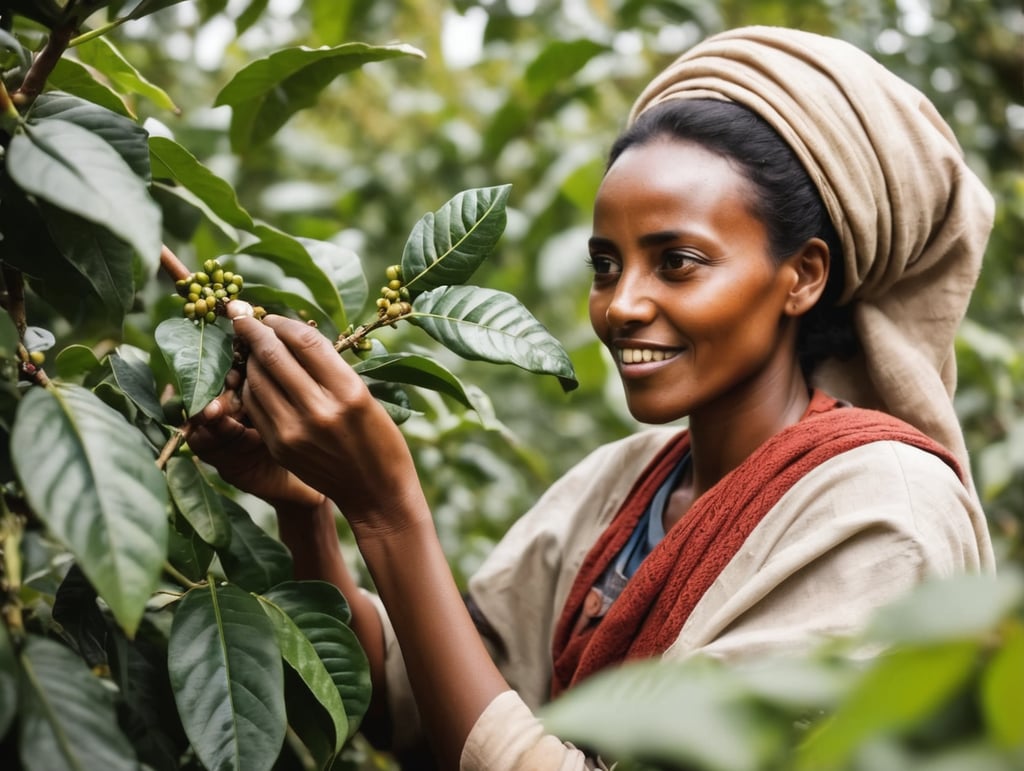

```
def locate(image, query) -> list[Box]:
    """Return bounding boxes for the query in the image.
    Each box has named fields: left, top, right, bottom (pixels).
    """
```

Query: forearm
left=355, top=514, right=509, bottom=771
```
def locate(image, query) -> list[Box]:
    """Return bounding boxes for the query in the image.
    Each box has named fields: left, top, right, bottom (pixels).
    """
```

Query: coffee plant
left=0, top=2, right=576, bottom=769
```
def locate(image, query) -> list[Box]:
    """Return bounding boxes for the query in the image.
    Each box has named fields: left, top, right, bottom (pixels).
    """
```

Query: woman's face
left=588, top=137, right=801, bottom=425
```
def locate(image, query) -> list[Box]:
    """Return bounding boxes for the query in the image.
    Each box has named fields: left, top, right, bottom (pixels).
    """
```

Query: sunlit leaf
left=215, top=41, right=425, bottom=151
left=169, top=583, right=286, bottom=771
left=18, top=635, right=138, bottom=771
left=154, top=318, right=234, bottom=416
left=410, top=285, right=578, bottom=391
left=166, top=455, right=231, bottom=548
left=354, top=352, right=473, bottom=407
left=263, top=581, right=370, bottom=735
left=216, top=497, right=293, bottom=593
left=11, top=384, right=168, bottom=635
left=6, top=118, right=161, bottom=266
left=299, top=236, right=367, bottom=323
left=981, top=623, right=1024, bottom=747
left=541, top=657, right=775, bottom=771
left=28, top=91, right=152, bottom=182
left=75, top=36, right=179, bottom=113
left=149, top=136, right=254, bottom=230
left=524, top=39, right=608, bottom=100
left=797, top=642, right=980, bottom=769
left=49, top=58, right=135, bottom=118
left=401, top=185, right=510, bottom=295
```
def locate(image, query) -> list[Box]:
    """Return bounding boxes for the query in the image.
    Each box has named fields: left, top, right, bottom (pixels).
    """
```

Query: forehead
left=594, top=138, right=760, bottom=232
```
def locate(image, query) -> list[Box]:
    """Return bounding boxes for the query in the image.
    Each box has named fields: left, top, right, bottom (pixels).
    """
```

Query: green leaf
left=215, top=41, right=425, bottom=151
left=524, top=39, right=608, bottom=100
left=149, top=136, right=254, bottom=230
left=39, top=202, right=137, bottom=321
left=169, top=583, right=286, bottom=771
left=410, top=285, right=578, bottom=391
left=18, top=635, right=138, bottom=771
left=540, top=657, right=774, bottom=771
left=867, top=572, right=1024, bottom=645
left=166, top=509, right=215, bottom=584
left=299, top=236, right=367, bottom=323
left=154, top=318, right=234, bottom=417
left=75, top=36, right=179, bottom=113
left=797, top=642, right=980, bottom=769
left=29, top=91, right=152, bottom=183
left=981, top=623, right=1024, bottom=747
left=354, top=352, right=473, bottom=408
left=166, top=455, right=231, bottom=548
left=53, top=344, right=102, bottom=381
left=257, top=594, right=349, bottom=754
left=0, top=623, right=16, bottom=739
left=216, top=497, right=293, bottom=593
left=6, top=119, right=161, bottom=266
left=242, top=225, right=347, bottom=330
left=123, top=0, right=193, bottom=21
left=11, top=384, right=168, bottom=635
left=108, top=345, right=165, bottom=423
left=368, top=381, right=417, bottom=424
left=49, top=58, right=135, bottom=118
left=401, top=185, right=511, bottom=295
left=240, top=284, right=339, bottom=340
left=263, top=581, right=371, bottom=735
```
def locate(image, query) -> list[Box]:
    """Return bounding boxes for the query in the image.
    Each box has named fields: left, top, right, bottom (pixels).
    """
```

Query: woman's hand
left=229, top=314, right=431, bottom=539
left=188, top=368, right=326, bottom=512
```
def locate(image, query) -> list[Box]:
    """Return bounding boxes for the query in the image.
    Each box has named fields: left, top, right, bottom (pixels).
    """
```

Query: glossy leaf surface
left=401, top=185, right=511, bottom=294
left=411, top=285, right=578, bottom=391
left=216, top=497, right=293, bottom=593
left=166, top=455, right=231, bottom=548
left=169, top=583, right=286, bottom=771
left=354, top=352, right=473, bottom=407
left=11, top=385, right=167, bottom=634
left=154, top=318, right=234, bottom=417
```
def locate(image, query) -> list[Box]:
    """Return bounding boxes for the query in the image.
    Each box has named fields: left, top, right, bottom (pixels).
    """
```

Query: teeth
left=620, top=348, right=669, bottom=364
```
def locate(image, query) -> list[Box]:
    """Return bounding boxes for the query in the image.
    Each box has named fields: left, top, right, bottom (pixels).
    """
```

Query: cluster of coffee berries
left=376, top=264, right=412, bottom=321
left=174, top=259, right=246, bottom=323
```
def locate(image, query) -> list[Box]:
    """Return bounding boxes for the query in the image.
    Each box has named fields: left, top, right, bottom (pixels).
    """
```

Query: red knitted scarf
left=550, top=391, right=962, bottom=697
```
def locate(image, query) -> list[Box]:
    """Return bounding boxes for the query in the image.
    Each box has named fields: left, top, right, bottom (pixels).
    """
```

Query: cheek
left=587, top=288, right=606, bottom=334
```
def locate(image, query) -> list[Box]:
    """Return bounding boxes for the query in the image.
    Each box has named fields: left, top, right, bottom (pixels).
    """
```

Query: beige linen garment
left=363, top=429, right=993, bottom=768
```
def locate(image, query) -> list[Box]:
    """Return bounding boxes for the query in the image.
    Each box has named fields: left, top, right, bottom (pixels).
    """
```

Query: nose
left=604, top=267, right=658, bottom=330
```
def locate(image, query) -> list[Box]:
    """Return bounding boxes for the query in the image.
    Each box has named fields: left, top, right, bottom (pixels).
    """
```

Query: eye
left=662, top=251, right=701, bottom=273
left=586, top=254, right=620, bottom=276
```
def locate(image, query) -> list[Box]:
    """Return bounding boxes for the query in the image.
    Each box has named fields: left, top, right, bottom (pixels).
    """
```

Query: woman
left=192, top=26, right=995, bottom=770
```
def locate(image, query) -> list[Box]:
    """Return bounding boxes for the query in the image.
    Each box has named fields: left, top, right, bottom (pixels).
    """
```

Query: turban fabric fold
left=628, top=26, right=994, bottom=481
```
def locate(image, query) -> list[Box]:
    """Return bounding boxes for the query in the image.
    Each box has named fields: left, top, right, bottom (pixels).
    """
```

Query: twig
left=160, top=244, right=191, bottom=282
left=12, top=25, right=75, bottom=110
left=163, top=561, right=204, bottom=590
left=155, top=424, right=192, bottom=470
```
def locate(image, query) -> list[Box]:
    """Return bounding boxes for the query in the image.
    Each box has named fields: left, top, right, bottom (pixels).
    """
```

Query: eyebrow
left=588, top=230, right=683, bottom=251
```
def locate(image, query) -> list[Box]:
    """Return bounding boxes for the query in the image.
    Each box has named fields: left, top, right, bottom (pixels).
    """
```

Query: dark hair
left=607, top=99, right=858, bottom=377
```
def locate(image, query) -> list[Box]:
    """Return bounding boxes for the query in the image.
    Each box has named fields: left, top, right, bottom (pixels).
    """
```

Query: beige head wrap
left=630, top=26, right=994, bottom=479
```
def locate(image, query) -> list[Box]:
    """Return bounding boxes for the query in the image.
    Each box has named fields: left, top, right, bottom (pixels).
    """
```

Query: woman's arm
left=231, top=314, right=509, bottom=769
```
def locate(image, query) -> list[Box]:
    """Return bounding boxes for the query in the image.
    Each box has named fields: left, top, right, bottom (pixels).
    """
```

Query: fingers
left=261, top=315, right=357, bottom=388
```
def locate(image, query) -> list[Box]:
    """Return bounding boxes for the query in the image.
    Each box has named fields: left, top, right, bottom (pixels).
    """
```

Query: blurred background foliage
left=109, top=0, right=1023, bottom=581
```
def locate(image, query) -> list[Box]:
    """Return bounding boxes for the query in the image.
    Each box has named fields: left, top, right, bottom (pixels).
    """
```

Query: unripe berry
left=175, top=278, right=189, bottom=296
left=214, top=289, right=227, bottom=300
left=400, top=302, right=413, bottom=315
left=376, top=298, right=389, bottom=309
left=184, top=302, right=196, bottom=318
left=29, top=350, right=45, bottom=366
left=399, top=287, right=410, bottom=300
left=205, top=311, right=217, bottom=323
left=388, top=279, right=402, bottom=291
left=195, top=271, right=210, bottom=285
left=232, top=274, right=244, bottom=288
left=385, top=264, right=402, bottom=281
left=386, top=302, right=403, bottom=319
left=203, top=259, right=218, bottom=274
left=212, top=269, right=224, bottom=285
left=187, top=293, right=200, bottom=303
left=253, top=305, right=267, bottom=320
left=195, top=299, right=208, bottom=316
left=222, top=271, right=235, bottom=284
left=385, top=289, right=401, bottom=302
left=189, top=282, right=202, bottom=296
left=225, top=283, right=240, bottom=296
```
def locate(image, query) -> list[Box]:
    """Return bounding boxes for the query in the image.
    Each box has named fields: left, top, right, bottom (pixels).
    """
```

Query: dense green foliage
left=0, top=0, right=1020, bottom=769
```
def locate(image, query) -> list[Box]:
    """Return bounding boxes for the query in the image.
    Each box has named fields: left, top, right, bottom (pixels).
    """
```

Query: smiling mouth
left=618, top=347, right=679, bottom=364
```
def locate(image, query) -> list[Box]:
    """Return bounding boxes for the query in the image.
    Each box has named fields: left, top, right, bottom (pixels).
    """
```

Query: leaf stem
left=0, top=505, right=25, bottom=637
left=69, top=16, right=128, bottom=47
left=163, top=561, right=204, bottom=590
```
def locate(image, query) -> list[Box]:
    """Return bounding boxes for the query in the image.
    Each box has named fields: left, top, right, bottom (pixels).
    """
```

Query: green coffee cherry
left=385, top=264, right=402, bottom=282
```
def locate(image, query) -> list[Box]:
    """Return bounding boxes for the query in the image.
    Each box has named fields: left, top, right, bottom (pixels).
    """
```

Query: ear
left=781, top=237, right=830, bottom=317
